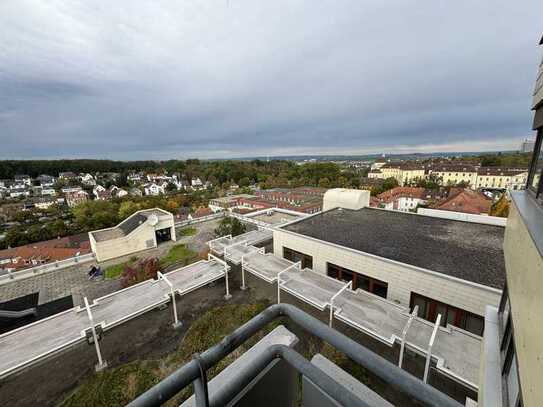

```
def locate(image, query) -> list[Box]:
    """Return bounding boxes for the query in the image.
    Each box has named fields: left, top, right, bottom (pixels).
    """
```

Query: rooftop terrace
left=283, top=207, right=505, bottom=289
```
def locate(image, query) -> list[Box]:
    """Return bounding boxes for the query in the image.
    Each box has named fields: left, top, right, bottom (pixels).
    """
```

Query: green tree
left=238, top=177, right=251, bottom=187
left=214, top=217, right=247, bottom=237
left=118, top=201, right=141, bottom=220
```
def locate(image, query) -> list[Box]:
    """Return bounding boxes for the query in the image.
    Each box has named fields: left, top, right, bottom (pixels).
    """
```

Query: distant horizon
left=0, top=148, right=529, bottom=163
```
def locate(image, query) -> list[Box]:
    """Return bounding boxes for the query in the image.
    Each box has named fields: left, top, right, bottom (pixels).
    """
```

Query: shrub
left=214, top=217, right=246, bottom=237
left=120, top=257, right=160, bottom=288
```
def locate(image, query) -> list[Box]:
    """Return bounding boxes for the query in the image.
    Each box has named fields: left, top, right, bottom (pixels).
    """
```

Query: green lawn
left=58, top=302, right=273, bottom=407
left=104, top=262, right=128, bottom=279
left=177, top=227, right=197, bottom=237
left=104, top=244, right=197, bottom=279
left=159, top=244, right=198, bottom=268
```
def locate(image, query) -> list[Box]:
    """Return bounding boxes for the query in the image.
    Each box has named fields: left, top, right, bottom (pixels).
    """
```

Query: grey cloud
left=0, top=0, right=541, bottom=159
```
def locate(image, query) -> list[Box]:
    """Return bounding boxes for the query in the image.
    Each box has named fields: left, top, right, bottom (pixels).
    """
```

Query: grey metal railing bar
left=126, top=303, right=463, bottom=407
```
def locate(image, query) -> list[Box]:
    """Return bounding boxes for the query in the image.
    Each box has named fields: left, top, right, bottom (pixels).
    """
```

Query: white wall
left=417, top=208, right=507, bottom=226
left=273, top=229, right=501, bottom=317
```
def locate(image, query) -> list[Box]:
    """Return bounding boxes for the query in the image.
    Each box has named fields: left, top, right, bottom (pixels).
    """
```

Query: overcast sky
left=0, top=1, right=541, bottom=160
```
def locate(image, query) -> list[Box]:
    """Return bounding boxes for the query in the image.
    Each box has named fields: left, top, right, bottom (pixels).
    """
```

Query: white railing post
left=158, top=272, right=181, bottom=329
left=423, top=313, right=441, bottom=383
left=210, top=252, right=232, bottom=300
left=224, top=260, right=231, bottom=300
left=329, top=281, right=352, bottom=328
left=398, top=305, right=418, bottom=368
left=240, top=256, right=247, bottom=290
left=84, top=297, right=107, bottom=371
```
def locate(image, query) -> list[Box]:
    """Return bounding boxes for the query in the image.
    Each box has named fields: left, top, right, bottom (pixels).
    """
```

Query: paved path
left=0, top=263, right=121, bottom=306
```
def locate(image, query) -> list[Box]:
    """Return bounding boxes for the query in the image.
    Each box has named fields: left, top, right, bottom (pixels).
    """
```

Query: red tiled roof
left=193, top=207, right=213, bottom=218
left=0, top=234, right=91, bottom=271
left=433, top=189, right=492, bottom=215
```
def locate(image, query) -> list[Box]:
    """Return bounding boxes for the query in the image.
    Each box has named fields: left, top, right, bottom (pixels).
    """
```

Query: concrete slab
left=181, top=325, right=298, bottom=407
left=280, top=268, right=345, bottom=310
left=251, top=212, right=301, bottom=226
left=334, top=288, right=481, bottom=388
left=208, top=230, right=273, bottom=256
left=165, top=260, right=227, bottom=295
left=0, top=258, right=227, bottom=379
left=309, top=353, right=394, bottom=406
left=240, top=252, right=481, bottom=387
left=225, top=244, right=262, bottom=265
left=242, top=251, right=294, bottom=283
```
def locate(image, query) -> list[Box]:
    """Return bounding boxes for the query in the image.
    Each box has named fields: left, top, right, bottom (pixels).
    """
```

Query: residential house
left=65, top=190, right=89, bottom=207
left=143, top=182, right=166, bottom=196
left=129, top=187, right=143, bottom=197
left=33, top=197, right=57, bottom=210
left=9, top=188, right=30, bottom=199
left=58, top=171, right=77, bottom=180
left=36, top=174, right=56, bottom=187
left=191, top=178, right=204, bottom=190
left=372, top=187, right=428, bottom=212
left=0, top=234, right=91, bottom=272
left=40, top=187, right=56, bottom=196
left=61, top=186, right=82, bottom=194
left=116, top=188, right=128, bottom=198
left=127, top=173, right=143, bottom=183
left=80, top=173, right=96, bottom=186
left=92, top=185, right=106, bottom=198
left=14, top=174, right=32, bottom=187
left=432, top=188, right=492, bottom=215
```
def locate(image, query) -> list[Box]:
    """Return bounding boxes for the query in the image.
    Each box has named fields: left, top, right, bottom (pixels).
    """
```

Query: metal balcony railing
left=127, top=303, right=463, bottom=407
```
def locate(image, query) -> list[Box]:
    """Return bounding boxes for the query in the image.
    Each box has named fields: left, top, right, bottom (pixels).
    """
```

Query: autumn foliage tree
left=120, top=257, right=160, bottom=288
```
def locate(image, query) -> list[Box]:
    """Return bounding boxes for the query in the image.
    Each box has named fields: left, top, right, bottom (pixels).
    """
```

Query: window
left=409, top=292, right=484, bottom=336
left=327, top=263, right=388, bottom=298
left=283, top=247, right=313, bottom=269
left=528, top=129, right=543, bottom=199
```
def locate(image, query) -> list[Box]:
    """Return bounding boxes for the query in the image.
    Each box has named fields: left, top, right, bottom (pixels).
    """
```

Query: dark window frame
left=498, top=287, right=524, bottom=407
left=409, top=292, right=484, bottom=336
left=282, top=247, right=313, bottom=269
left=527, top=128, right=543, bottom=202
left=326, top=262, right=388, bottom=298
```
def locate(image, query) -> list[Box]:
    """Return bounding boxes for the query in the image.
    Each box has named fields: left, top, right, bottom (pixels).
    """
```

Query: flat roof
left=92, top=208, right=171, bottom=242
left=251, top=211, right=301, bottom=225
left=282, top=207, right=505, bottom=289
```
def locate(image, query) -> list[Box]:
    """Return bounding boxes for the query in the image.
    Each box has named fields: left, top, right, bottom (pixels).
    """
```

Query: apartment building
left=273, top=190, right=504, bottom=336
left=475, top=167, right=528, bottom=190
left=379, top=162, right=426, bottom=186
left=478, top=40, right=543, bottom=407
left=208, top=194, right=257, bottom=212
left=430, top=164, right=479, bottom=186
left=209, top=189, right=324, bottom=214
